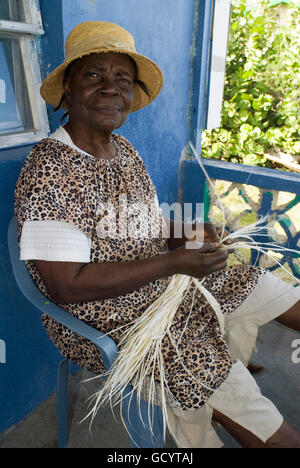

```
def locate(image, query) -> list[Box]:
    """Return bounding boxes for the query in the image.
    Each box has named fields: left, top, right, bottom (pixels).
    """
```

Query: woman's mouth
left=94, top=105, right=121, bottom=114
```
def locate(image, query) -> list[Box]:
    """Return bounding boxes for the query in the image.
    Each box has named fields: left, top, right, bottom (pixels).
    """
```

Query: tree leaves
left=202, top=0, right=300, bottom=169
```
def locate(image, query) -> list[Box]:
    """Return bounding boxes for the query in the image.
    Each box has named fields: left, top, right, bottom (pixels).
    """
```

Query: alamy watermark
left=0, top=339, right=6, bottom=364
left=291, top=339, right=300, bottom=364
left=95, top=196, right=205, bottom=248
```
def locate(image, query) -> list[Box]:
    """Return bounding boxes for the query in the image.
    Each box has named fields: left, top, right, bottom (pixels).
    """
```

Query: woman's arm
left=34, top=241, right=228, bottom=304
left=34, top=252, right=174, bottom=304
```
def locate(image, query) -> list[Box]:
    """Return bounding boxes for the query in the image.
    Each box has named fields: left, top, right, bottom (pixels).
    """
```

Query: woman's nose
left=98, top=75, right=119, bottom=95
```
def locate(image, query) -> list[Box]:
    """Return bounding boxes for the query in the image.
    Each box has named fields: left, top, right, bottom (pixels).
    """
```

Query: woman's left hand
left=187, top=222, right=236, bottom=249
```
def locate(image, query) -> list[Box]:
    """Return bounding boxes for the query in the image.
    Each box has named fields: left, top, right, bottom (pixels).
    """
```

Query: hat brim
left=40, top=49, right=163, bottom=113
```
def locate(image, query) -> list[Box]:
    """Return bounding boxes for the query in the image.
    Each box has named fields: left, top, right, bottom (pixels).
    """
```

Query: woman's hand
left=189, top=222, right=237, bottom=249
left=169, top=241, right=228, bottom=279
left=165, top=219, right=235, bottom=251
left=203, top=222, right=221, bottom=243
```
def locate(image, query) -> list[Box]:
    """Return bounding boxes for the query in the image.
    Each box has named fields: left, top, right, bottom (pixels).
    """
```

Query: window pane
left=0, top=0, right=26, bottom=22
left=0, top=37, right=34, bottom=135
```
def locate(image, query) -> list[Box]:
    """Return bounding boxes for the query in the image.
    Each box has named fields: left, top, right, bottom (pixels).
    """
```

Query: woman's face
left=64, top=52, right=136, bottom=133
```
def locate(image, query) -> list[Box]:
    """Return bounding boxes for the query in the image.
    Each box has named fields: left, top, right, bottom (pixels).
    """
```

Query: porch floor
left=0, top=321, right=299, bottom=449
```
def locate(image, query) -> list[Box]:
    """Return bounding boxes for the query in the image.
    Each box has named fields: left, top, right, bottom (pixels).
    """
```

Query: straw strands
left=84, top=273, right=228, bottom=444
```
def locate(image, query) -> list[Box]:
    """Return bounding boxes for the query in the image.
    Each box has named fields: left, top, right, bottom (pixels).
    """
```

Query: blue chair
left=7, top=216, right=164, bottom=448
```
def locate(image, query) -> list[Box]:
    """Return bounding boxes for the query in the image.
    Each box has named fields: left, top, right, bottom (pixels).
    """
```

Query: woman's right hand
left=169, top=242, right=228, bottom=279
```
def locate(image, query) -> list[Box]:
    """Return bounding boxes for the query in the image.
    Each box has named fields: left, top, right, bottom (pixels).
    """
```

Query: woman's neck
left=64, top=122, right=117, bottom=160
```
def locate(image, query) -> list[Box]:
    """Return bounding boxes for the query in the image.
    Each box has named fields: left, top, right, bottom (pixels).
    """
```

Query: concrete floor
left=0, top=321, right=299, bottom=449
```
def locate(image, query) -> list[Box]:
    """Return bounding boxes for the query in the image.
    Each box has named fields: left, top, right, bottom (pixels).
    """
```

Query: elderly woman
left=14, top=22, right=300, bottom=448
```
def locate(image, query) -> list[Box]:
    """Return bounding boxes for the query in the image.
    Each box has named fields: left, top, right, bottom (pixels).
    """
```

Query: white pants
left=166, top=273, right=300, bottom=448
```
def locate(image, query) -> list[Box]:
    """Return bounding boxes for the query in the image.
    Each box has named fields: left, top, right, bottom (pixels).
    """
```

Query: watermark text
left=95, top=196, right=205, bottom=248
left=291, top=339, right=300, bottom=364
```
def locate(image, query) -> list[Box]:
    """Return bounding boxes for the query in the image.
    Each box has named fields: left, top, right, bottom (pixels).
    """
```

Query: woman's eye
left=119, top=78, right=132, bottom=86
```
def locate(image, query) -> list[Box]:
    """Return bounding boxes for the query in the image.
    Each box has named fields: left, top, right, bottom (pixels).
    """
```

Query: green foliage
left=201, top=0, right=300, bottom=169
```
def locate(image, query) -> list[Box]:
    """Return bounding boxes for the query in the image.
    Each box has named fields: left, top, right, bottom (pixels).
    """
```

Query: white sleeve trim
left=20, top=220, right=91, bottom=262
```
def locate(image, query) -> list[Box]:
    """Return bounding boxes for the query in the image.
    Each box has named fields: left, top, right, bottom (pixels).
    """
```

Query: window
left=0, top=0, right=49, bottom=148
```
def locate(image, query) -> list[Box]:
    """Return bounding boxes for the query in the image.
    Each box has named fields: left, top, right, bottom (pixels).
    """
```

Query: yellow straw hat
left=40, top=21, right=164, bottom=113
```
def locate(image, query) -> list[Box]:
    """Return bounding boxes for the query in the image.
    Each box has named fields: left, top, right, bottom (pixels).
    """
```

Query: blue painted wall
left=0, top=0, right=201, bottom=435
left=0, top=152, right=62, bottom=434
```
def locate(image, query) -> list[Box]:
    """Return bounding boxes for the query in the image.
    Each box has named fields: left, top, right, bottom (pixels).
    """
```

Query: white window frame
left=206, top=0, right=231, bottom=130
left=0, top=0, right=49, bottom=149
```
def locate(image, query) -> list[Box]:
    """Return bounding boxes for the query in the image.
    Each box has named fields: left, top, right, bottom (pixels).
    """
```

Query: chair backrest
left=7, top=216, right=164, bottom=448
left=8, top=216, right=53, bottom=313
left=7, top=216, right=118, bottom=370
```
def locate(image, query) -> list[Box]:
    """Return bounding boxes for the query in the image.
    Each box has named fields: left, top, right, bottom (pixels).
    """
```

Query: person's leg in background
left=276, top=299, right=300, bottom=332
left=212, top=411, right=300, bottom=448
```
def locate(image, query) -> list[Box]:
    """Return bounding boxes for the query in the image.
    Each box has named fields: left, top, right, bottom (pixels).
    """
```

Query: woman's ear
left=63, top=80, right=72, bottom=107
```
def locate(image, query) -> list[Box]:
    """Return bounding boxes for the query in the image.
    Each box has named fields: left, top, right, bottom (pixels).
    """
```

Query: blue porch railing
left=179, top=158, right=300, bottom=283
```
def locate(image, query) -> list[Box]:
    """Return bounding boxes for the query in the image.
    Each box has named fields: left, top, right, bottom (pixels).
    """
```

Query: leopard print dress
left=14, top=135, right=265, bottom=410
